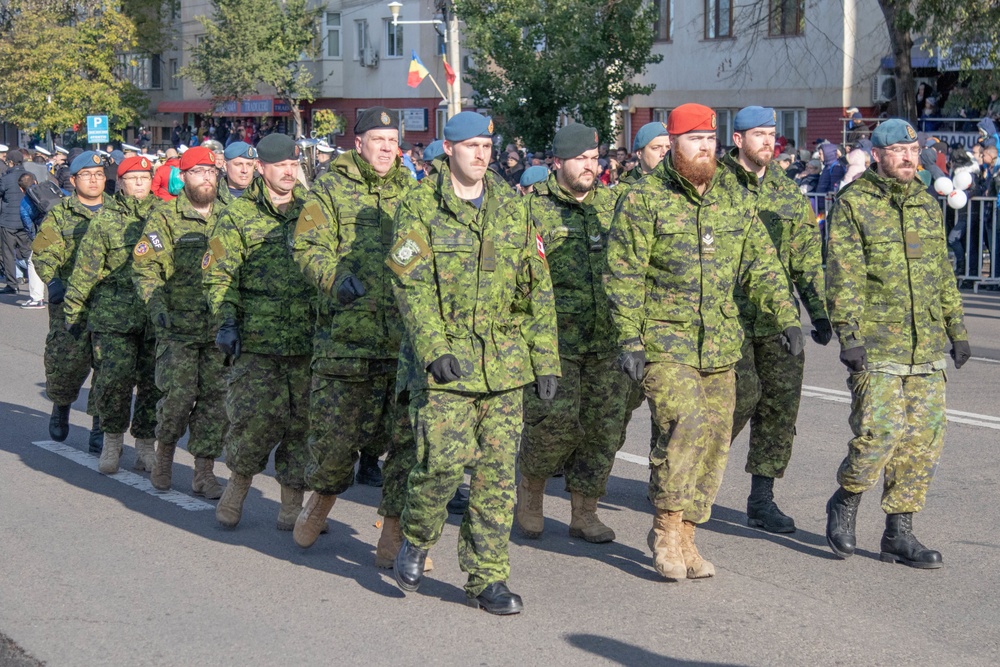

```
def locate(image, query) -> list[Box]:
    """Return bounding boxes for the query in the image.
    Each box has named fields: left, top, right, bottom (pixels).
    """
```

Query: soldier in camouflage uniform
left=32, top=151, right=106, bottom=452
left=606, top=104, right=802, bottom=582
left=824, top=119, right=969, bottom=569
left=722, top=107, right=831, bottom=534
left=289, top=108, right=423, bottom=565
left=217, top=142, right=257, bottom=206
left=389, top=112, right=560, bottom=615
left=515, top=124, right=628, bottom=544
left=64, top=156, right=160, bottom=475
left=132, top=147, right=228, bottom=498
left=203, top=134, right=316, bottom=531
left=617, top=121, right=670, bottom=188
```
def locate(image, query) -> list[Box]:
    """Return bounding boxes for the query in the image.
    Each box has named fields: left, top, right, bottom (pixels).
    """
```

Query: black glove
left=64, top=321, right=85, bottom=339
left=215, top=319, right=241, bottom=361
left=156, top=312, right=170, bottom=330
left=781, top=326, right=804, bottom=356
left=951, top=340, right=971, bottom=369
left=47, top=278, right=65, bottom=305
left=427, top=354, right=463, bottom=384
left=617, top=339, right=646, bottom=382
left=810, top=318, right=833, bottom=346
left=840, top=345, right=867, bottom=373
left=336, top=274, right=366, bottom=306
left=536, top=375, right=558, bottom=400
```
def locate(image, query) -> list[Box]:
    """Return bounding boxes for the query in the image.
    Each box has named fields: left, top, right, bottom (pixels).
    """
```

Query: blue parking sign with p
left=87, top=115, right=109, bottom=144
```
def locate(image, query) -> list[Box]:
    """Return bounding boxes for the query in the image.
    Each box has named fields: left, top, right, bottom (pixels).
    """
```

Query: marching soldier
left=217, top=141, right=257, bottom=205
left=618, top=122, right=670, bottom=187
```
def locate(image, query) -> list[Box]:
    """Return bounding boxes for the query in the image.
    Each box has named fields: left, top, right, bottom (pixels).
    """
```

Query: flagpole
left=423, top=73, right=449, bottom=107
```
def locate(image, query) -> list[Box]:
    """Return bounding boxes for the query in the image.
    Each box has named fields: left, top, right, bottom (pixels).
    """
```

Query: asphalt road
left=1, top=289, right=999, bottom=666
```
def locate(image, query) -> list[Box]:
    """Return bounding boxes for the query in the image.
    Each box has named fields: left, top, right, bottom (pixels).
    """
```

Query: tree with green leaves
left=456, top=0, right=661, bottom=149
left=180, top=0, right=322, bottom=138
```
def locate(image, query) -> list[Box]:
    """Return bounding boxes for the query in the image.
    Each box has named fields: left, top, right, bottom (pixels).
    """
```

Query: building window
left=120, top=54, right=161, bottom=90
left=169, top=58, right=179, bottom=89
left=705, top=0, right=732, bottom=39
left=769, top=0, right=804, bottom=36
left=385, top=19, right=403, bottom=58
left=356, top=20, right=368, bottom=60
left=715, top=109, right=732, bottom=144
left=325, top=12, right=342, bottom=58
left=151, top=54, right=161, bottom=89
left=436, top=108, right=448, bottom=140
left=775, top=108, right=806, bottom=150
left=652, top=108, right=670, bottom=124
left=653, top=0, right=672, bottom=42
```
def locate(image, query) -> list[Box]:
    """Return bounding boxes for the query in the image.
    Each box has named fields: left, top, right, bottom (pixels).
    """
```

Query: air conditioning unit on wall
left=361, top=47, right=379, bottom=69
left=872, top=74, right=896, bottom=104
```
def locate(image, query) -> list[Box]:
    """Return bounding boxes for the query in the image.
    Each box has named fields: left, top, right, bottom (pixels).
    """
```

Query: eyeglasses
left=185, top=167, right=218, bottom=177
left=881, top=146, right=921, bottom=157
left=121, top=174, right=151, bottom=183
left=74, top=172, right=106, bottom=180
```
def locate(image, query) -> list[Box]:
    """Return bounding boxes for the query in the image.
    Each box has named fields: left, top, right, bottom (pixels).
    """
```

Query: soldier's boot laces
left=277, top=485, right=304, bottom=531
left=97, top=432, right=124, bottom=475
left=568, top=492, right=615, bottom=543
left=746, top=475, right=796, bottom=533
left=651, top=509, right=688, bottom=581
left=826, top=487, right=862, bottom=558
left=293, top=492, right=336, bottom=548
left=375, top=516, right=433, bottom=571
left=133, top=438, right=158, bottom=473
left=150, top=441, right=176, bottom=491
left=216, top=473, right=253, bottom=528
left=49, top=404, right=70, bottom=442
left=880, top=512, right=943, bottom=569
left=191, top=457, right=224, bottom=499
left=88, top=415, right=103, bottom=454
left=679, top=520, right=715, bottom=579
left=515, top=476, right=546, bottom=538
left=355, top=453, right=384, bottom=487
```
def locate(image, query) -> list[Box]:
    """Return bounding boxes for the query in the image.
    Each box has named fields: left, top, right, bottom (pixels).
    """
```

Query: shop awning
left=157, top=97, right=291, bottom=117
left=156, top=99, right=214, bottom=114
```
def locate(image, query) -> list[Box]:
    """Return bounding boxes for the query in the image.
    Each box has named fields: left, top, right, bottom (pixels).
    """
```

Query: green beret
left=355, top=107, right=400, bottom=135
left=872, top=118, right=918, bottom=147
left=632, top=122, right=669, bottom=151
left=444, top=112, right=493, bottom=142
left=552, top=123, right=599, bottom=159
left=256, top=134, right=298, bottom=163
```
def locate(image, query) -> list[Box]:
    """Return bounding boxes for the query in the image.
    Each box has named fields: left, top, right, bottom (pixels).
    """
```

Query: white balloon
left=953, top=171, right=973, bottom=191
left=934, top=177, right=955, bottom=196
left=948, top=189, right=968, bottom=209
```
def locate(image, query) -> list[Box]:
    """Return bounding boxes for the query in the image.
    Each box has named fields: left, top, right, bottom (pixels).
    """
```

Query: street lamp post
left=388, top=1, right=461, bottom=119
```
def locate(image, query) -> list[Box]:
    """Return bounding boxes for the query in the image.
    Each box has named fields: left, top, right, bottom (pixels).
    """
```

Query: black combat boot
left=747, top=475, right=796, bottom=533
left=49, top=404, right=71, bottom=442
left=467, top=582, right=523, bottom=615
left=447, top=487, right=469, bottom=515
left=826, top=487, right=862, bottom=558
left=355, top=452, right=384, bottom=487
left=394, top=539, right=428, bottom=593
left=88, top=415, right=103, bottom=454
left=880, top=513, right=943, bottom=569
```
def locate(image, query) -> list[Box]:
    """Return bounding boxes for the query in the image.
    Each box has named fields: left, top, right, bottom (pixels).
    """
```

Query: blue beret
left=70, top=151, right=103, bottom=175
left=422, top=140, right=445, bottom=162
left=444, top=112, right=493, bottom=142
left=871, top=118, right=918, bottom=147
left=633, top=122, right=669, bottom=152
left=224, top=141, right=257, bottom=160
left=520, top=165, right=550, bottom=188
left=110, top=150, right=125, bottom=164
left=734, top=106, right=776, bottom=131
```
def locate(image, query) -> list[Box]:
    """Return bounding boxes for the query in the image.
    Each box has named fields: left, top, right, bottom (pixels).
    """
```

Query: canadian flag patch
left=536, top=234, right=546, bottom=259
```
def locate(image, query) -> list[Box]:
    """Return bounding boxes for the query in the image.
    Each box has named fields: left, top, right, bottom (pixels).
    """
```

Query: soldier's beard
left=880, top=160, right=916, bottom=183
left=745, top=147, right=773, bottom=169
left=185, top=182, right=217, bottom=206
left=673, top=149, right=716, bottom=186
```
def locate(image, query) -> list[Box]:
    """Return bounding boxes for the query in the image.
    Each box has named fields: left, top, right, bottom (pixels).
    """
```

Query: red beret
left=117, top=155, right=152, bottom=177
left=179, top=146, right=216, bottom=171
left=667, top=103, right=717, bottom=135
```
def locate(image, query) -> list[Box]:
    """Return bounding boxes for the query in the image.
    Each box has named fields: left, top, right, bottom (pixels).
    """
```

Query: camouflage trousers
left=838, top=370, right=946, bottom=514
left=154, top=339, right=227, bottom=458
left=731, top=334, right=804, bottom=478
left=303, top=357, right=415, bottom=517
left=645, top=362, right=736, bottom=525
left=519, top=354, right=629, bottom=498
left=44, top=302, right=96, bottom=412
left=619, top=379, right=658, bottom=452
left=224, top=352, right=310, bottom=490
left=401, top=388, right=522, bottom=597
left=91, top=329, right=159, bottom=437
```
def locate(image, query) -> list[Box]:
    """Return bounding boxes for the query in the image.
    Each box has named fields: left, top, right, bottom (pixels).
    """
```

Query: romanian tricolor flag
left=407, top=51, right=429, bottom=88
left=443, top=55, right=456, bottom=86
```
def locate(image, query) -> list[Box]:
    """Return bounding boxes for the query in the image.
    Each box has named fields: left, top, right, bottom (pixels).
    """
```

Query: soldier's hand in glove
left=951, top=340, right=971, bottom=369
left=155, top=312, right=171, bottom=331
left=428, top=354, right=463, bottom=384
left=810, top=319, right=833, bottom=346
left=336, top=274, right=366, bottom=306
left=46, top=278, right=65, bottom=305
left=64, top=321, right=85, bottom=339
left=781, top=326, right=804, bottom=356
left=839, top=345, right=867, bottom=373
left=215, top=319, right=241, bottom=361
left=535, top=375, right=558, bottom=400
left=617, top=339, right=646, bottom=382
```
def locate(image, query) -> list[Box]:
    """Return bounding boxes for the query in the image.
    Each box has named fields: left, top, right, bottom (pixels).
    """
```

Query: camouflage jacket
left=216, top=176, right=236, bottom=206
left=606, top=153, right=801, bottom=370
left=723, top=150, right=828, bottom=337
left=389, top=159, right=561, bottom=394
left=132, top=191, right=219, bottom=343
left=203, top=177, right=315, bottom=357
left=31, top=193, right=109, bottom=286
left=617, top=166, right=644, bottom=188
left=64, top=193, right=156, bottom=333
left=826, top=168, right=967, bottom=367
left=292, top=151, right=414, bottom=361
left=527, top=174, right=617, bottom=359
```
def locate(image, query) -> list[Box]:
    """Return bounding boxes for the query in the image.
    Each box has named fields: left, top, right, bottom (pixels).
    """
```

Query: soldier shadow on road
left=565, top=633, right=748, bottom=667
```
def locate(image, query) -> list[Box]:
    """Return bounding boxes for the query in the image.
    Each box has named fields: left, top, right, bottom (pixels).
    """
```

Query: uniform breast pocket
left=651, top=230, right=699, bottom=274
left=338, top=213, right=379, bottom=251
left=431, top=233, right=478, bottom=277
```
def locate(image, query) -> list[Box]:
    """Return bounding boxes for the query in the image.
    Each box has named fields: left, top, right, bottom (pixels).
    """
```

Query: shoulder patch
left=295, top=200, right=327, bottom=237
left=133, top=236, right=152, bottom=258
left=385, top=230, right=429, bottom=277
left=146, top=231, right=165, bottom=251
left=201, top=251, right=213, bottom=270
left=209, top=237, right=227, bottom=260
left=32, top=225, right=59, bottom=253
left=536, top=233, right=546, bottom=260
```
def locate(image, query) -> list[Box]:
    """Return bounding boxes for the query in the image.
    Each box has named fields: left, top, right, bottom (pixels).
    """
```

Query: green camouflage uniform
left=291, top=151, right=416, bottom=514
left=203, top=177, right=315, bottom=489
left=390, top=161, right=560, bottom=596
left=518, top=174, right=628, bottom=498
left=606, top=155, right=800, bottom=524
left=826, top=168, right=967, bottom=513
left=132, top=191, right=227, bottom=458
left=32, top=194, right=107, bottom=412
left=616, top=166, right=644, bottom=188
left=723, top=151, right=828, bottom=478
left=64, top=193, right=159, bottom=438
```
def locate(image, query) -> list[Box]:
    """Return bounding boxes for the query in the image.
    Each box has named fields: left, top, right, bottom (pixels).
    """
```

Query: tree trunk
left=878, top=0, right=917, bottom=125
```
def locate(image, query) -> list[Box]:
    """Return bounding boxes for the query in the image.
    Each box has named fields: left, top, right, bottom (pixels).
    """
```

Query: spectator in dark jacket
left=816, top=143, right=846, bottom=193
left=0, top=150, right=29, bottom=294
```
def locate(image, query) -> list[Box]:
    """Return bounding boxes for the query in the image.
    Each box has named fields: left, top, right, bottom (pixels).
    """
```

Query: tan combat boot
left=133, top=437, right=157, bottom=472
left=192, top=457, right=224, bottom=499
left=680, top=520, right=715, bottom=579
left=98, top=432, right=124, bottom=474
left=651, top=509, right=687, bottom=580
left=515, top=476, right=546, bottom=538
left=568, top=492, right=616, bottom=543
left=277, top=485, right=304, bottom=531
left=216, top=473, right=253, bottom=528
left=375, top=516, right=434, bottom=571
left=293, top=492, right=336, bottom=547
left=150, top=441, right=176, bottom=491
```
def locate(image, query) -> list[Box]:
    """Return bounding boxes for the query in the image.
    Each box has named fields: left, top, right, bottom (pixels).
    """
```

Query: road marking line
left=32, top=440, right=214, bottom=511
left=970, top=356, right=1000, bottom=364
left=802, top=385, right=1000, bottom=430
left=615, top=451, right=648, bottom=466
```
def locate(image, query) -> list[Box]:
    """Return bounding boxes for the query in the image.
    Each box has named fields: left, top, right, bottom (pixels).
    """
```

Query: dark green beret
left=552, top=123, right=599, bottom=159
left=355, top=106, right=400, bottom=135
left=256, top=133, right=298, bottom=163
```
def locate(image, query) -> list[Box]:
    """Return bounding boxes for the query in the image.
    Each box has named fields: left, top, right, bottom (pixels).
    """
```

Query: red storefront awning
left=157, top=99, right=214, bottom=114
